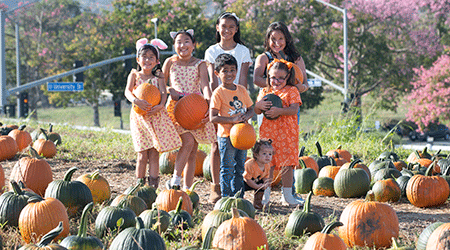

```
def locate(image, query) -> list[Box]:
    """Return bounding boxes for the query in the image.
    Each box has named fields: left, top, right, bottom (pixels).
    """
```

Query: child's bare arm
left=210, top=108, right=243, bottom=124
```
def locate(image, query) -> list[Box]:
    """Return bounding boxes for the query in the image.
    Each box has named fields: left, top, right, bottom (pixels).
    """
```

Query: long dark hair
left=264, top=21, right=300, bottom=62
left=215, top=12, right=245, bottom=45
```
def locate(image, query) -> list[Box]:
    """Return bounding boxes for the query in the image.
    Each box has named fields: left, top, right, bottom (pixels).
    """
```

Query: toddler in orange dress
left=254, top=59, right=303, bottom=206
left=124, top=38, right=182, bottom=188
left=243, top=139, right=274, bottom=209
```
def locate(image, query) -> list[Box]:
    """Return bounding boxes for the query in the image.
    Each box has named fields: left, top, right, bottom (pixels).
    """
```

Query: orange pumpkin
left=133, top=83, right=161, bottom=116
left=0, top=135, right=18, bottom=161
left=369, top=178, right=401, bottom=202
left=155, top=188, right=193, bottom=216
left=426, top=222, right=450, bottom=250
left=18, top=196, right=70, bottom=244
left=212, top=208, right=268, bottom=250
left=338, top=199, right=399, bottom=248
left=326, top=145, right=352, bottom=162
left=76, top=170, right=111, bottom=204
left=302, top=221, right=346, bottom=250
left=230, top=122, right=256, bottom=150
left=10, top=149, right=53, bottom=196
left=406, top=164, right=449, bottom=208
left=32, top=129, right=56, bottom=158
left=318, top=165, right=341, bottom=180
left=8, top=125, right=32, bottom=152
left=393, top=160, right=407, bottom=171
left=297, top=146, right=319, bottom=174
left=174, top=93, right=208, bottom=130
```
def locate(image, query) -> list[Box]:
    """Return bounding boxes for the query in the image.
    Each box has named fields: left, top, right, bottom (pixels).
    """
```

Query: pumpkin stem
left=444, top=165, right=450, bottom=176
left=91, top=169, right=101, bottom=180
left=333, top=151, right=340, bottom=159
left=37, top=221, right=64, bottom=247
left=135, top=216, right=145, bottom=230
left=175, top=197, right=183, bottom=213
left=40, top=128, right=49, bottom=141
left=10, top=180, right=24, bottom=196
left=126, top=179, right=144, bottom=196
left=321, top=221, right=343, bottom=234
left=315, top=141, right=323, bottom=157
left=299, top=146, right=306, bottom=157
left=28, top=147, right=41, bottom=159
left=201, top=226, right=216, bottom=250
left=391, top=237, right=399, bottom=248
left=231, top=207, right=239, bottom=219
left=77, top=202, right=94, bottom=238
left=299, top=158, right=307, bottom=169
left=348, top=159, right=362, bottom=169
left=63, top=167, right=79, bottom=182
left=49, top=123, right=53, bottom=133
left=302, top=191, right=313, bottom=213
left=189, top=179, right=204, bottom=192
left=28, top=196, right=44, bottom=203
left=365, top=190, right=375, bottom=201
left=18, top=124, right=26, bottom=131
left=425, top=161, right=435, bottom=176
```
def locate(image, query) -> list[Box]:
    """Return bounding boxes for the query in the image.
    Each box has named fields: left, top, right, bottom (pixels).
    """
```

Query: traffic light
left=123, top=48, right=132, bottom=72
left=4, top=104, right=15, bottom=118
left=114, top=100, right=121, bottom=117
left=73, top=60, right=84, bottom=82
left=19, top=92, right=29, bottom=118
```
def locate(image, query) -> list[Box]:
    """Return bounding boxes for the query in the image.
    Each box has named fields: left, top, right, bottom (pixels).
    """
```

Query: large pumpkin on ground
left=155, top=187, right=193, bottom=216
left=285, top=192, right=324, bottom=237
left=334, top=159, right=370, bottom=198
left=302, top=221, right=346, bottom=250
left=18, top=222, right=68, bottom=249
left=229, top=122, right=256, bottom=150
left=174, top=93, right=208, bottom=130
left=214, top=190, right=255, bottom=219
left=32, top=129, right=57, bottom=158
left=76, top=170, right=111, bottom=204
left=212, top=208, right=268, bottom=250
left=133, top=83, right=162, bottom=116
left=18, top=196, right=70, bottom=244
left=0, top=180, right=39, bottom=227
left=0, top=135, right=18, bottom=161
left=416, top=221, right=445, bottom=250
left=338, top=198, right=399, bottom=248
left=425, top=222, right=450, bottom=250
left=201, top=208, right=249, bottom=241
left=10, top=149, right=53, bottom=196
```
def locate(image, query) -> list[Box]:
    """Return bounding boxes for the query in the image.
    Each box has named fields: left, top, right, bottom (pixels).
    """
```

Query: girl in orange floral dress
left=254, top=59, right=302, bottom=206
left=125, top=38, right=182, bottom=189
left=162, top=29, right=216, bottom=190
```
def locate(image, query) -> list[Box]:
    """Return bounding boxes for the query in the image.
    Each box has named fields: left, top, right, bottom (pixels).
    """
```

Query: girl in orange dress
left=125, top=38, right=182, bottom=188
left=162, top=29, right=216, bottom=190
left=254, top=59, right=302, bottom=206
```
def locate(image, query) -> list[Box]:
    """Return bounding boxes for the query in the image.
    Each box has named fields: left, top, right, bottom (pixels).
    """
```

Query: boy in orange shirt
left=210, top=53, right=254, bottom=198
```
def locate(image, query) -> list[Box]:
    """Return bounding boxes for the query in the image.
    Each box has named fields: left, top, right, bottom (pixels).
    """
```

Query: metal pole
left=16, top=21, right=21, bottom=117
left=154, top=23, right=157, bottom=39
left=0, top=10, right=6, bottom=114
left=343, top=8, right=349, bottom=102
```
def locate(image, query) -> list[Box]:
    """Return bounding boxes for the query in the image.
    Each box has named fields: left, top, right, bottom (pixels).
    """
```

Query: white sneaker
left=262, top=187, right=271, bottom=205
left=281, top=187, right=302, bottom=206
left=293, top=193, right=305, bottom=204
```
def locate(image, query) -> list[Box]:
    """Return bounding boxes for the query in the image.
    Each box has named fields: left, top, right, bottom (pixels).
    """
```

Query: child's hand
left=134, top=99, right=152, bottom=112
left=264, top=106, right=281, bottom=119
left=169, top=88, right=183, bottom=101
left=231, top=114, right=246, bottom=124
left=147, top=104, right=163, bottom=116
left=255, top=98, right=272, bottom=111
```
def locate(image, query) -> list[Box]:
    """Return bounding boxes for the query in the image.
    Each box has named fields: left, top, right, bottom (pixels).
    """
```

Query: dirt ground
left=2, top=158, right=450, bottom=245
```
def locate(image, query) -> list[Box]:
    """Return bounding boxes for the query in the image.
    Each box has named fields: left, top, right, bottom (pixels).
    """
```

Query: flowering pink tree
left=406, top=52, right=450, bottom=130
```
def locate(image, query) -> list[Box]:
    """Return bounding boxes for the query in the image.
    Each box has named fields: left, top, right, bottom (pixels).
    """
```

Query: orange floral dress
left=257, top=86, right=302, bottom=170
left=130, top=70, right=182, bottom=152
left=166, top=60, right=217, bottom=144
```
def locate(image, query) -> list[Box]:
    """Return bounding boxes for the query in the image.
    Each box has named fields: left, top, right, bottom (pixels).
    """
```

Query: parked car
left=408, top=124, right=450, bottom=141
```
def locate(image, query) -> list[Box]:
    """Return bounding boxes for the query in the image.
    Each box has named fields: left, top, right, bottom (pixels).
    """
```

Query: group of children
left=124, top=12, right=309, bottom=208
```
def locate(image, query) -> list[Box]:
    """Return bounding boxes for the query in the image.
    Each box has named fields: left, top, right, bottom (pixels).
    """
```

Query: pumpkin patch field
left=0, top=121, right=449, bottom=249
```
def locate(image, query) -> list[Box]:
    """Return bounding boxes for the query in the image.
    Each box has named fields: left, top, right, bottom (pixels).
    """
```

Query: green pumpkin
left=372, top=165, right=402, bottom=183
left=368, top=160, right=396, bottom=180
left=19, top=221, right=68, bottom=249
left=312, top=177, right=335, bottom=196
left=185, top=180, right=203, bottom=209
left=0, top=180, right=39, bottom=227
left=285, top=192, right=324, bottom=237
left=214, top=190, right=255, bottom=219
left=60, top=202, right=103, bottom=249
left=262, top=93, right=283, bottom=120
left=39, top=124, right=62, bottom=146
left=441, top=166, right=450, bottom=188
left=109, top=217, right=166, bottom=250
left=396, top=175, right=411, bottom=197
left=416, top=221, right=445, bottom=250
left=124, top=183, right=157, bottom=209
left=159, top=150, right=177, bottom=175
left=139, top=204, right=171, bottom=234
left=310, top=141, right=336, bottom=170
left=377, top=151, right=399, bottom=162
left=112, top=180, right=148, bottom=216
left=169, top=197, right=193, bottom=230
left=44, top=167, right=93, bottom=217
left=334, top=160, right=370, bottom=198
left=295, top=159, right=318, bottom=194
left=94, top=200, right=136, bottom=238
left=202, top=154, right=212, bottom=182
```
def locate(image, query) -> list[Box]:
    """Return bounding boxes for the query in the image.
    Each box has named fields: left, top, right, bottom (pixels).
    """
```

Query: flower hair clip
left=136, top=38, right=168, bottom=58
left=267, top=58, right=293, bottom=71
left=169, top=29, right=194, bottom=39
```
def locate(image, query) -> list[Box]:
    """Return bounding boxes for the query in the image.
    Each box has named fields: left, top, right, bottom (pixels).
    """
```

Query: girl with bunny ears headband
left=135, top=38, right=168, bottom=72
left=169, top=29, right=196, bottom=43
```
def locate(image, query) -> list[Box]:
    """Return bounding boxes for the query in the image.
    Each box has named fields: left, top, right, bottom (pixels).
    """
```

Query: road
left=396, top=137, right=450, bottom=152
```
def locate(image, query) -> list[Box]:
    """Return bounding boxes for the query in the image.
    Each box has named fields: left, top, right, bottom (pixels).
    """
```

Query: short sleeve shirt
left=243, top=158, right=270, bottom=181
left=210, top=84, right=253, bottom=137
left=204, top=44, right=252, bottom=85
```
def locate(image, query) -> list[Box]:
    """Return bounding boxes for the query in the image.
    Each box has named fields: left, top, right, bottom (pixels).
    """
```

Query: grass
left=0, top=90, right=431, bottom=249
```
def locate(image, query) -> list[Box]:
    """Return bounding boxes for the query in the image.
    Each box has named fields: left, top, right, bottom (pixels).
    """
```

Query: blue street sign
left=307, top=79, right=322, bottom=87
left=47, top=82, right=84, bottom=92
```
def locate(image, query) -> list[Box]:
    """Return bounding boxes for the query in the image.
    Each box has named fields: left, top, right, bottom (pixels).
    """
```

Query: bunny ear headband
left=169, top=29, right=194, bottom=39
left=136, top=38, right=168, bottom=58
